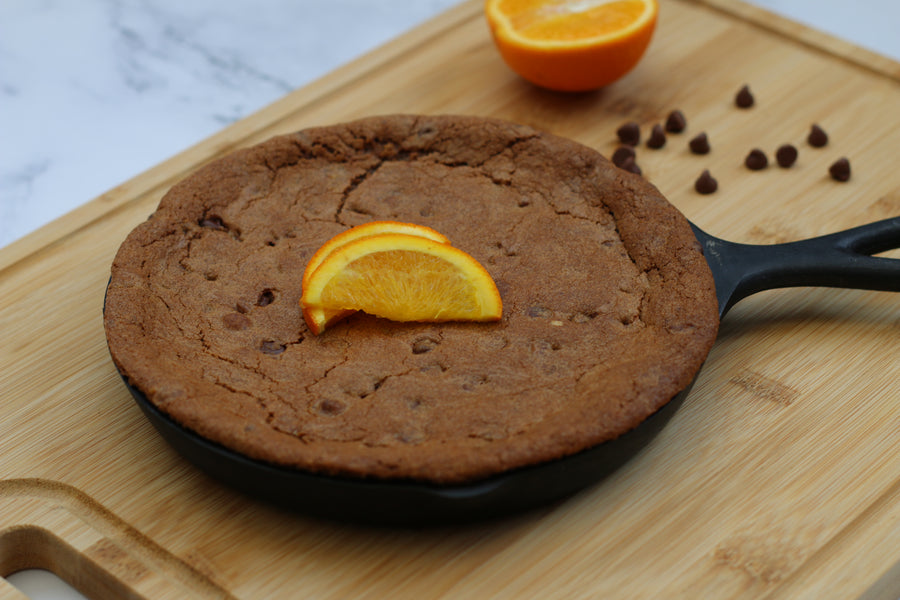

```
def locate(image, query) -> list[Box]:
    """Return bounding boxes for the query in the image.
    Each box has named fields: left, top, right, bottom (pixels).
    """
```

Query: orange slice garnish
left=485, top=0, right=658, bottom=91
left=301, top=221, right=451, bottom=334
left=301, top=227, right=502, bottom=334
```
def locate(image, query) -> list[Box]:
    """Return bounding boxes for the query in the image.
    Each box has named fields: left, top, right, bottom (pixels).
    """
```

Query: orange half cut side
left=485, top=0, right=658, bottom=91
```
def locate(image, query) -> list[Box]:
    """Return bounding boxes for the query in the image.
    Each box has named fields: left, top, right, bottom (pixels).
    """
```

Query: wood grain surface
left=2, top=1, right=899, bottom=598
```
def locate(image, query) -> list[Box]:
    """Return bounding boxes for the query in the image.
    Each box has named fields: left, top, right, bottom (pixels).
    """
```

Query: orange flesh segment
left=301, top=232, right=502, bottom=331
left=497, top=0, right=649, bottom=42
left=505, top=0, right=645, bottom=40
left=301, top=221, right=452, bottom=333
left=302, top=221, right=449, bottom=289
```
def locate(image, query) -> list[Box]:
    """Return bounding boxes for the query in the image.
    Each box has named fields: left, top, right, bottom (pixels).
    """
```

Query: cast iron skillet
left=118, top=216, right=900, bottom=527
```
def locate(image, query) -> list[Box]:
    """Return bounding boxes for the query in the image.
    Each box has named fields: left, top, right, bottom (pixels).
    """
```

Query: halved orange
left=301, top=232, right=502, bottom=334
left=485, top=0, right=658, bottom=92
left=302, top=221, right=451, bottom=334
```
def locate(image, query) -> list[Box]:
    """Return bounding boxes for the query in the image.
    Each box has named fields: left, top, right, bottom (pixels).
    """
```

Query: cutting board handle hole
left=5, top=569, right=87, bottom=599
left=0, top=526, right=134, bottom=599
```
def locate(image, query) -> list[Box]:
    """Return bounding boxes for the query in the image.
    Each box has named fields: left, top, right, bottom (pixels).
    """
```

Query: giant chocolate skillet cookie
left=103, top=114, right=719, bottom=486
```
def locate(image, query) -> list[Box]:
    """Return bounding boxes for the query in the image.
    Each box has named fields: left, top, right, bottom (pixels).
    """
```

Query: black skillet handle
left=690, top=216, right=900, bottom=317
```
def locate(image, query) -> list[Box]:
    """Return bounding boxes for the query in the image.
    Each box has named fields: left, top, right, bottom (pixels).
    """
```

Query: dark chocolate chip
left=646, top=124, right=666, bottom=149
left=695, top=170, right=718, bottom=194
left=775, top=144, right=798, bottom=168
left=744, top=148, right=768, bottom=170
left=222, top=312, right=250, bottom=331
left=199, top=215, right=226, bottom=230
left=808, top=124, right=829, bottom=147
left=620, top=156, right=642, bottom=175
left=257, top=289, right=275, bottom=306
left=616, top=121, right=641, bottom=146
left=689, top=132, right=710, bottom=155
left=735, top=84, right=754, bottom=108
left=611, top=145, right=636, bottom=167
left=411, top=337, right=439, bottom=354
left=527, top=306, right=551, bottom=318
left=829, top=157, right=851, bottom=182
left=665, top=109, right=687, bottom=133
left=260, top=340, right=286, bottom=355
left=318, top=399, right=346, bottom=416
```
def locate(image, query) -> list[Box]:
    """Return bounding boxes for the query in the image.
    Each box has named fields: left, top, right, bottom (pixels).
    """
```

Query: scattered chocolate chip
left=688, top=132, right=710, bottom=155
left=744, top=148, right=768, bottom=170
left=735, top=84, right=755, bottom=108
left=775, top=144, right=798, bottom=168
left=695, top=170, right=718, bottom=194
left=611, top=145, right=636, bottom=167
left=646, top=124, right=666, bottom=149
left=665, top=109, right=687, bottom=133
left=257, top=289, right=275, bottom=306
left=260, top=340, right=286, bottom=355
left=616, top=121, right=641, bottom=146
left=829, top=157, right=851, bottom=181
left=808, top=124, right=829, bottom=147
left=620, top=156, right=642, bottom=175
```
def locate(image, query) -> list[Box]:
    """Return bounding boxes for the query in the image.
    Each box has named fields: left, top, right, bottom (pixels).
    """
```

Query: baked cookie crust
left=104, top=114, right=718, bottom=484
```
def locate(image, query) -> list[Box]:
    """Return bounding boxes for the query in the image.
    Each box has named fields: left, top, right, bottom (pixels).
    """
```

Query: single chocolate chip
left=318, top=399, right=346, bottom=416
left=411, top=337, right=439, bottom=354
left=735, top=84, right=754, bottom=108
left=689, top=132, right=710, bottom=155
left=616, top=121, right=641, bottom=146
left=829, top=157, right=851, bottom=181
left=646, top=124, right=666, bottom=149
left=695, top=170, right=718, bottom=194
left=527, top=306, right=551, bottom=318
left=745, top=148, right=769, bottom=170
left=257, top=289, right=275, bottom=306
left=260, top=340, right=286, bottom=355
left=222, top=312, right=250, bottom=330
left=775, top=144, right=798, bottom=168
left=199, top=215, right=226, bottom=230
left=808, top=124, right=828, bottom=147
left=620, top=156, right=642, bottom=175
left=611, top=145, right=636, bottom=167
left=665, top=109, right=687, bottom=133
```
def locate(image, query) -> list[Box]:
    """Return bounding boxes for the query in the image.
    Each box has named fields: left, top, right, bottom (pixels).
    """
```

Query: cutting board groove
left=2, top=1, right=899, bottom=598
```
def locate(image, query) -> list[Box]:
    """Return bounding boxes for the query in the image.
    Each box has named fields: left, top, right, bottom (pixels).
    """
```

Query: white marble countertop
left=2, top=1, right=899, bottom=598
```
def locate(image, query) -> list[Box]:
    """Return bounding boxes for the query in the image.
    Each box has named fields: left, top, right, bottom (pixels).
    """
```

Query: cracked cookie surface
left=103, top=114, right=719, bottom=484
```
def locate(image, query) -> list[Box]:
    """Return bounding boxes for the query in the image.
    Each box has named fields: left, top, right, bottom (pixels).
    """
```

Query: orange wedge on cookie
left=302, top=221, right=451, bottom=334
left=301, top=222, right=502, bottom=334
left=485, top=0, right=658, bottom=91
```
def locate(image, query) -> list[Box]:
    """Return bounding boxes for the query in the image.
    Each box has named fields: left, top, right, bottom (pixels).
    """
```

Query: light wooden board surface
left=2, top=1, right=900, bottom=598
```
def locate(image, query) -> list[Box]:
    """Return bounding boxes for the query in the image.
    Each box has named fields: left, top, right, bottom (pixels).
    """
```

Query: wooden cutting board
left=2, top=1, right=899, bottom=598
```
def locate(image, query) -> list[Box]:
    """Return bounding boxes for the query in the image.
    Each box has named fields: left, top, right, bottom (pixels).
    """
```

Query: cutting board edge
left=693, top=0, right=900, bottom=81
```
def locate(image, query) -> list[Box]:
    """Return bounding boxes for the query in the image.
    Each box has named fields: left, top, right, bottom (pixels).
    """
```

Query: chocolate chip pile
left=612, top=83, right=852, bottom=194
